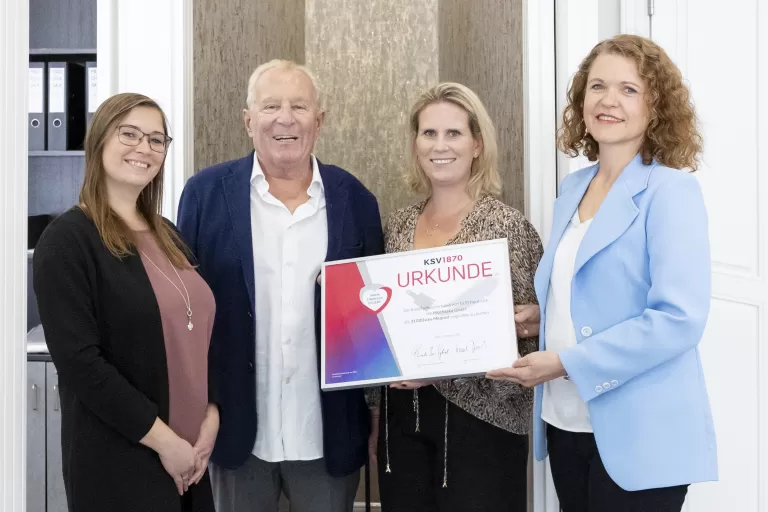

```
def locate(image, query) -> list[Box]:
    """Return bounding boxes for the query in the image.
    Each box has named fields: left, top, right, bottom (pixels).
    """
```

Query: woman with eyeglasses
left=33, top=93, right=218, bottom=512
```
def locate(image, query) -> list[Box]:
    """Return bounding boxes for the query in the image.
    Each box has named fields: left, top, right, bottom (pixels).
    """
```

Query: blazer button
left=581, top=326, right=593, bottom=337
left=603, top=382, right=611, bottom=389
left=247, top=310, right=253, bottom=318
left=595, top=385, right=603, bottom=393
left=248, top=362, right=254, bottom=372
left=611, top=380, right=619, bottom=387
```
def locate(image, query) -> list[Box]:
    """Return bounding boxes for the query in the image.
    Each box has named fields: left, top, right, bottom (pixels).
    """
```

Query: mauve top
left=134, top=230, right=216, bottom=445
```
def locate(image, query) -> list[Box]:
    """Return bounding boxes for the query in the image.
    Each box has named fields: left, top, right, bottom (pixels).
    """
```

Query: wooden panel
left=439, top=0, right=525, bottom=211
left=193, top=0, right=305, bottom=171
left=306, top=0, right=440, bottom=221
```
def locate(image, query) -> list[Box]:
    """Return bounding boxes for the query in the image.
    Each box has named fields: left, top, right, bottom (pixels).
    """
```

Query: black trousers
left=546, top=425, right=689, bottom=512
left=378, top=386, right=528, bottom=512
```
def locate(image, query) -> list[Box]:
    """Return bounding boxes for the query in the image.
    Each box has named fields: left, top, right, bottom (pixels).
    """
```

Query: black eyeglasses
left=116, top=124, right=173, bottom=154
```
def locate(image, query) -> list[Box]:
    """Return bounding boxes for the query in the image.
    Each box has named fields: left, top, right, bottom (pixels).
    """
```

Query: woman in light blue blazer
left=488, top=34, right=717, bottom=512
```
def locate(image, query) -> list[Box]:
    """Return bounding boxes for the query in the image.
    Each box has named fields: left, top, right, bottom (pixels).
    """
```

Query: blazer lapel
left=534, top=166, right=596, bottom=311
left=573, top=154, right=652, bottom=275
left=319, top=161, right=348, bottom=262
left=222, top=153, right=256, bottom=313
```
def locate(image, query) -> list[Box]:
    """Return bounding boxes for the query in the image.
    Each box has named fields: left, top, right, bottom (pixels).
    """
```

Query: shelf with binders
left=27, top=0, right=97, bottom=333
left=28, top=57, right=97, bottom=153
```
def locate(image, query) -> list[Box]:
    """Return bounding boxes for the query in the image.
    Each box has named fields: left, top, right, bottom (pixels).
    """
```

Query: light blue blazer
left=533, top=153, right=718, bottom=491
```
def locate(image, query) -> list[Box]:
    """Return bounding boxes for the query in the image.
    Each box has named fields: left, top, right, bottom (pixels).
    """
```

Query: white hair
left=245, top=59, right=322, bottom=108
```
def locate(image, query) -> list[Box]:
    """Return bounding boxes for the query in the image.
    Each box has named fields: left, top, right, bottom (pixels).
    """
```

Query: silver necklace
left=424, top=200, right=474, bottom=236
left=139, top=248, right=194, bottom=331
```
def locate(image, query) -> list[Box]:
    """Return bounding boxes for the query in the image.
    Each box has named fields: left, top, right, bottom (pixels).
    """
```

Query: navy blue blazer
left=177, top=152, right=384, bottom=476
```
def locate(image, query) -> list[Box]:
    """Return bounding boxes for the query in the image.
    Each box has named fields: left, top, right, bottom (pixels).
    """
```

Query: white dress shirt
left=541, top=211, right=594, bottom=433
left=250, top=155, right=327, bottom=462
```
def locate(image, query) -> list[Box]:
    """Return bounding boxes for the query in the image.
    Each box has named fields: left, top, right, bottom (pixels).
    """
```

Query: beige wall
left=193, top=0, right=305, bottom=171
left=306, top=0, right=439, bottom=221
left=440, top=0, right=525, bottom=211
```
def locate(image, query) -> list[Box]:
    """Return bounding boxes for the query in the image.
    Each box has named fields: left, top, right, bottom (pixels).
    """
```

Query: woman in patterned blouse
left=368, top=82, right=543, bottom=512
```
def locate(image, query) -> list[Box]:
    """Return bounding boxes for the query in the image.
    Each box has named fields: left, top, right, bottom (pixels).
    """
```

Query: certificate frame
left=320, top=238, right=517, bottom=390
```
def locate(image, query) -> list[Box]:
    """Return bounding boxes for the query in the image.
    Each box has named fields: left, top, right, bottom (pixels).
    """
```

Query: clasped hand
left=160, top=405, right=219, bottom=495
left=159, top=436, right=200, bottom=495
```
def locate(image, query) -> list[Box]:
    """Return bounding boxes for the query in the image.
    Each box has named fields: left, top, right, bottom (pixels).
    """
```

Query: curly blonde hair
left=557, top=34, right=702, bottom=171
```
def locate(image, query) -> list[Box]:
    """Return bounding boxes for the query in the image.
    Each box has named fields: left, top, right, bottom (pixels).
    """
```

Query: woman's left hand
left=486, top=351, right=566, bottom=387
left=189, top=404, right=220, bottom=485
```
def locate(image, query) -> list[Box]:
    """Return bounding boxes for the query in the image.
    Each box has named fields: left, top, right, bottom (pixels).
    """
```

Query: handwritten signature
left=412, top=340, right=487, bottom=360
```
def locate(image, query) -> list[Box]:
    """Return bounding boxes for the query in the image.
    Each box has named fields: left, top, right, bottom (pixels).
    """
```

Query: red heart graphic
left=360, top=286, right=392, bottom=314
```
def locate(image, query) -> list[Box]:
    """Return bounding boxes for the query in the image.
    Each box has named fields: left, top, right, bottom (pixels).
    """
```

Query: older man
left=177, top=60, right=384, bottom=512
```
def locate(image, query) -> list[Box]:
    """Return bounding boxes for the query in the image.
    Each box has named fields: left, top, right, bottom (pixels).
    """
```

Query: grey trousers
left=209, top=456, right=360, bottom=512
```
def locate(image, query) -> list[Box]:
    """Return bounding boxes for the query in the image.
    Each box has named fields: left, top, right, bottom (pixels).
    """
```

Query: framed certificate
left=321, top=238, right=517, bottom=390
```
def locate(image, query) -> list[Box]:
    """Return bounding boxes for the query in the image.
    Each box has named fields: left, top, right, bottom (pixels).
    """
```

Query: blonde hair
left=557, top=34, right=702, bottom=171
left=246, top=59, right=322, bottom=108
left=80, top=93, right=191, bottom=267
left=404, top=82, right=501, bottom=199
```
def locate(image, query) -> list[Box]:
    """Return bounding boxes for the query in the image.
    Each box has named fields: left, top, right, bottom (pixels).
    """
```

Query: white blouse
left=541, top=211, right=594, bottom=433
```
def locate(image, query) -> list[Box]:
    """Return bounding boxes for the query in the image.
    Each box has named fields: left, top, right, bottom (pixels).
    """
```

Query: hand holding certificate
left=321, top=239, right=518, bottom=390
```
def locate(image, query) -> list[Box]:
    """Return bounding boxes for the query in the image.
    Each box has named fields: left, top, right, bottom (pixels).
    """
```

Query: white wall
left=598, top=0, right=621, bottom=39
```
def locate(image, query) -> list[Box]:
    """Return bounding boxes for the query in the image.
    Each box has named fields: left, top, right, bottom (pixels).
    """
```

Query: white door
left=649, top=1, right=768, bottom=511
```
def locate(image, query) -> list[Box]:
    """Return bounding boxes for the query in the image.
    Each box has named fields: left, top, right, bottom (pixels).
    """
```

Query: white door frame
left=0, top=0, right=30, bottom=510
left=523, top=0, right=558, bottom=246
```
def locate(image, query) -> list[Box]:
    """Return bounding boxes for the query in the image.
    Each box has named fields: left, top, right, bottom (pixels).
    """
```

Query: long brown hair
left=79, top=92, right=191, bottom=267
left=557, top=34, right=702, bottom=171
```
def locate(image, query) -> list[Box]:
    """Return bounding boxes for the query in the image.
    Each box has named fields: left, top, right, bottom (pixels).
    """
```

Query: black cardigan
left=33, top=208, right=214, bottom=512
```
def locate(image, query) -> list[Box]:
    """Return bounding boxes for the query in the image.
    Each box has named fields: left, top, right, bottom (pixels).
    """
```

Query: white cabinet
left=27, top=359, right=68, bottom=512
left=27, top=362, right=46, bottom=512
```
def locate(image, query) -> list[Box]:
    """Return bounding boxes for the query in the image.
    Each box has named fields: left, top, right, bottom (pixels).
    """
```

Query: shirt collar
left=250, top=154, right=324, bottom=198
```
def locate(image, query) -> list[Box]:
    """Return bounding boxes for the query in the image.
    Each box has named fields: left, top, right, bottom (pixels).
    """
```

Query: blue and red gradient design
left=324, top=262, right=401, bottom=385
